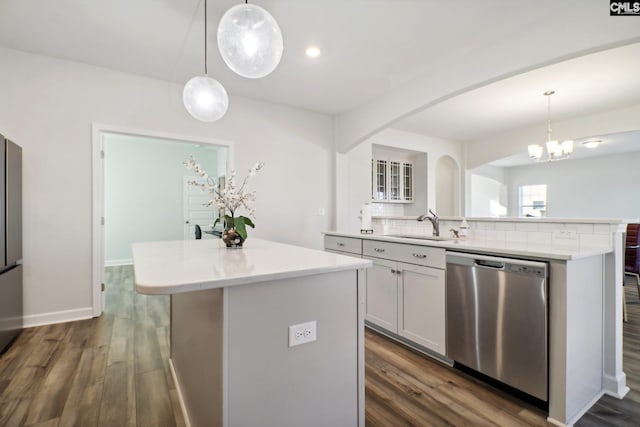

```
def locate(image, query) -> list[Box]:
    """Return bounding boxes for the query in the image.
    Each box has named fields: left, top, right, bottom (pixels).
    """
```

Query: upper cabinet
left=372, top=146, right=415, bottom=203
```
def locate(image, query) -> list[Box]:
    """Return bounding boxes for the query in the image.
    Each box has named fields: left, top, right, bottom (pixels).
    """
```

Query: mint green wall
left=104, top=134, right=226, bottom=263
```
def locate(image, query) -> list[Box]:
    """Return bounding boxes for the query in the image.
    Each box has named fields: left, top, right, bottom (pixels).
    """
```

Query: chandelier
left=528, top=91, right=573, bottom=162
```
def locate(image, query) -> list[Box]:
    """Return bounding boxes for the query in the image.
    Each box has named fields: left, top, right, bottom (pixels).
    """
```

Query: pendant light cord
left=547, top=94, right=551, bottom=142
left=545, top=91, right=554, bottom=143
left=204, top=0, right=208, bottom=76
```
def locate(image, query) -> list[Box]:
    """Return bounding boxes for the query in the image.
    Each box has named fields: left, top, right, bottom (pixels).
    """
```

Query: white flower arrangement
left=184, top=158, right=264, bottom=240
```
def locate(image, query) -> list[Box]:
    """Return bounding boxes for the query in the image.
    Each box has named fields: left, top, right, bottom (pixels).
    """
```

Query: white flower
left=184, top=157, right=264, bottom=219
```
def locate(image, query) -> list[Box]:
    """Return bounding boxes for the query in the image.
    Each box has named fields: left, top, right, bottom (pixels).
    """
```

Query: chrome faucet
left=417, top=209, right=440, bottom=236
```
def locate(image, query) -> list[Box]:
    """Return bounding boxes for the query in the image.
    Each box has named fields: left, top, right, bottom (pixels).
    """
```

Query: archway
left=435, top=155, right=460, bottom=216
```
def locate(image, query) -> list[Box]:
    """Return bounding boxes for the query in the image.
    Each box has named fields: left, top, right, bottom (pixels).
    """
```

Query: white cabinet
left=363, top=240, right=446, bottom=356
left=398, top=263, right=446, bottom=354
left=323, top=235, right=362, bottom=256
left=372, top=156, right=413, bottom=203
left=323, top=235, right=446, bottom=356
left=364, top=257, right=398, bottom=332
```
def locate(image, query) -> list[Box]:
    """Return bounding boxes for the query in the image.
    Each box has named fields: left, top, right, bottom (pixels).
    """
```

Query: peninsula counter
left=133, top=238, right=371, bottom=427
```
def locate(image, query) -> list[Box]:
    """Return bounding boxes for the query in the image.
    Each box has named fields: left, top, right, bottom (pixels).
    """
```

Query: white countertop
left=324, top=231, right=612, bottom=261
left=132, top=238, right=372, bottom=295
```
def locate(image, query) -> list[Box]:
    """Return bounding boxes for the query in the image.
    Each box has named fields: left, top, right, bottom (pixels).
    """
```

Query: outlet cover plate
left=288, top=321, right=317, bottom=347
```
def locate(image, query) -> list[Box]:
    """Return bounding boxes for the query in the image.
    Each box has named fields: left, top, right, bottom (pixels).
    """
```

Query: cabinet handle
left=337, top=242, right=345, bottom=247
left=390, top=269, right=397, bottom=274
left=412, top=253, right=427, bottom=259
left=374, top=248, right=385, bottom=253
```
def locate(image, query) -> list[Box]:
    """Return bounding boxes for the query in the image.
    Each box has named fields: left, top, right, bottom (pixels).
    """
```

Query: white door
left=183, top=177, right=216, bottom=239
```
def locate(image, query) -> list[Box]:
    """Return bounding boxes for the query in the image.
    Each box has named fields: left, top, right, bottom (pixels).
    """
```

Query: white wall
left=336, top=128, right=462, bottom=232
left=465, top=103, right=640, bottom=169
left=372, top=129, right=462, bottom=212
left=0, top=47, right=334, bottom=325
left=469, top=175, right=507, bottom=217
left=505, top=150, right=640, bottom=218
left=466, top=164, right=508, bottom=217
left=104, top=135, right=223, bottom=264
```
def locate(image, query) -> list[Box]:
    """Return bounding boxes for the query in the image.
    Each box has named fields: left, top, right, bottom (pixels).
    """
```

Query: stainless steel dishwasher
left=446, top=252, right=548, bottom=401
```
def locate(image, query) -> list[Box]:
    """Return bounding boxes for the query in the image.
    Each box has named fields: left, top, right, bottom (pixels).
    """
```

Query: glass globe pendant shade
left=217, top=3, right=284, bottom=79
left=183, top=75, right=229, bottom=122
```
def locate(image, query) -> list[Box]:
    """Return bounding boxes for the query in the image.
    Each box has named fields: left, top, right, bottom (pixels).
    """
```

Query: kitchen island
left=132, top=238, right=371, bottom=427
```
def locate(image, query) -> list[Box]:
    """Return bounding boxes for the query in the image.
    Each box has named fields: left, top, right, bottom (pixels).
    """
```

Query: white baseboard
left=169, top=358, right=192, bottom=427
left=105, top=258, right=133, bottom=267
left=22, top=307, right=95, bottom=328
left=569, top=390, right=605, bottom=425
left=603, top=373, right=630, bottom=399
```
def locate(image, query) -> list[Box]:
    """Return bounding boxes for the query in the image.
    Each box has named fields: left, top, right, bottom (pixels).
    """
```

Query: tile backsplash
left=371, top=217, right=628, bottom=250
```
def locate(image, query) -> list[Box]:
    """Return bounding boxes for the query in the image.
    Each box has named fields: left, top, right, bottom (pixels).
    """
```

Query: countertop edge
left=371, top=216, right=638, bottom=224
left=133, top=241, right=372, bottom=295
left=323, top=231, right=612, bottom=261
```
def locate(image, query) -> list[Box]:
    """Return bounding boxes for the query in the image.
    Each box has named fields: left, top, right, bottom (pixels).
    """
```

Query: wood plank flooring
left=1, top=266, right=639, bottom=426
left=365, top=279, right=640, bottom=427
left=0, top=266, right=184, bottom=426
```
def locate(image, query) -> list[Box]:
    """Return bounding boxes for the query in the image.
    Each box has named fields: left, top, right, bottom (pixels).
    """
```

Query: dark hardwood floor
left=366, top=278, right=640, bottom=427
left=0, top=266, right=184, bottom=426
left=1, top=266, right=639, bottom=426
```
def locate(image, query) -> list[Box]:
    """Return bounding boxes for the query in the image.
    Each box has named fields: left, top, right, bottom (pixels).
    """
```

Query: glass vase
left=222, top=227, right=245, bottom=248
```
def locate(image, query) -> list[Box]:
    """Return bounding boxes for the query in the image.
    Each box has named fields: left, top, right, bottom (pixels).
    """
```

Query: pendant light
left=217, top=1, right=284, bottom=79
left=183, top=0, right=229, bottom=122
left=528, top=91, right=573, bottom=162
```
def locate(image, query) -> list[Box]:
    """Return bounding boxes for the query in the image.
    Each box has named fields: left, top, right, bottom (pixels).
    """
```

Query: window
left=519, top=184, right=547, bottom=217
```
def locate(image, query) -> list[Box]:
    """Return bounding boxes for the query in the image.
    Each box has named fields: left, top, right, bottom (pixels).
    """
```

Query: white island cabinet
left=133, top=238, right=371, bottom=427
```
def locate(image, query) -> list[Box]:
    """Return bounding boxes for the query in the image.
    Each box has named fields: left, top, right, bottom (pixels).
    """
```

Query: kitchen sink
left=385, top=234, right=454, bottom=242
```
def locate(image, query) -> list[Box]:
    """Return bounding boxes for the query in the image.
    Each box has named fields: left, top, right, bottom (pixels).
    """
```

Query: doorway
left=92, top=125, right=232, bottom=316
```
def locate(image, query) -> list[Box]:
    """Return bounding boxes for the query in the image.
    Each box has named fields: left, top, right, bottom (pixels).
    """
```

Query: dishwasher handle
left=474, top=259, right=505, bottom=270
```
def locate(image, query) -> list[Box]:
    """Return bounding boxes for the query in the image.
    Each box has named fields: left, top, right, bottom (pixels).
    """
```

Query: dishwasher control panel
left=507, top=264, right=546, bottom=277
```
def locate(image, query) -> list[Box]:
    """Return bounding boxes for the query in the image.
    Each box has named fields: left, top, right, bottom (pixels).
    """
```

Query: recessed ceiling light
left=582, top=140, right=602, bottom=149
left=305, top=46, right=321, bottom=58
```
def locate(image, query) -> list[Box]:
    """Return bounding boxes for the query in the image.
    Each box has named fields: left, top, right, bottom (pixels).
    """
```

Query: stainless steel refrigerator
left=0, top=135, right=22, bottom=353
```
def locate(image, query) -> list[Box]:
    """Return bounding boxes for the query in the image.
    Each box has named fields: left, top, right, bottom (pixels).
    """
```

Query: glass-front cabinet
left=372, top=155, right=414, bottom=203
left=373, top=159, right=388, bottom=200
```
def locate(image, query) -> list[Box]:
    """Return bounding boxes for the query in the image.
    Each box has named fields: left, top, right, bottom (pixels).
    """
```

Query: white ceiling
left=1, top=0, right=639, bottom=116
left=393, top=43, right=640, bottom=142
left=488, top=130, right=640, bottom=167
left=392, top=42, right=640, bottom=167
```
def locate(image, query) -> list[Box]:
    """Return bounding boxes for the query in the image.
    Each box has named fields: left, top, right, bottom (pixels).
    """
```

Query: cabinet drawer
left=324, top=235, right=362, bottom=255
left=363, top=240, right=445, bottom=269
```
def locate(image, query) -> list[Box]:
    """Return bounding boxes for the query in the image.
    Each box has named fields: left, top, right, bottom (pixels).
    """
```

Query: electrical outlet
left=288, top=321, right=317, bottom=347
left=553, top=229, right=578, bottom=240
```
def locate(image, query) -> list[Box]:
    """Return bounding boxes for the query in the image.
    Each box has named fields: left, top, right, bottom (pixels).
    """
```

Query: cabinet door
left=372, top=159, right=388, bottom=201
left=364, top=257, right=398, bottom=333
left=398, top=263, right=445, bottom=355
left=389, top=161, right=401, bottom=201
left=403, top=162, right=413, bottom=201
